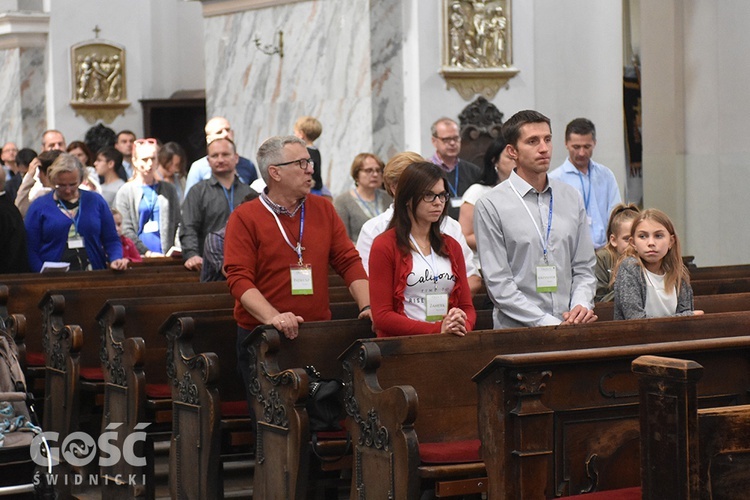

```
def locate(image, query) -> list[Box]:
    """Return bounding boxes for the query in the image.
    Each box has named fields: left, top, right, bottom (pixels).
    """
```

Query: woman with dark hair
left=67, top=140, right=101, bottom=193
left=94, top=146, right=126, bottom=207
left=369, top=162, right=475, bottom=337
left=157, top=141, right=187, bottom=201
left=458, top=138, right=515, bottom=255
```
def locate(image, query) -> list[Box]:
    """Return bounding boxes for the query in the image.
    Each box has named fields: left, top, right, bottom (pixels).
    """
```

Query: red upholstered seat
left=220, top=400, right=251, bottom=417
left=26, top=351, right=45, bottom=367
left=315, top=429, right=348, bottom=440
left=145, top=383, right=171, bottom=399
left=567, top=486, right=641, bottom=500
left=79, top=367, right=104, bottom=381
left=419, top=439, right=482, bottom=464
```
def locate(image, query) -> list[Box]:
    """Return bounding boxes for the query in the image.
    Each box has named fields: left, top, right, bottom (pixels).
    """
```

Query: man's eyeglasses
left=434, top=136, right=461, bottom=145
left=274, top=158, right=314, bottom=170
left=422, top=191, right=450, bottom=203
left=360, top=168, right=383, bottom=176
left=134, top=138, right=157, bottom=147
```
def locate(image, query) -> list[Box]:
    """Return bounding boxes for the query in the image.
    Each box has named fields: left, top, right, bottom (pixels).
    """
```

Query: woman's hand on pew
left=441, top=308, right=468, bottom=337
left=271, top=312, right=305, bottom=339
left=693, top=310, right=705, bottom=316
left=109, top=258, right=129, bottom=271
left=561, top=305, right=598, bottom=325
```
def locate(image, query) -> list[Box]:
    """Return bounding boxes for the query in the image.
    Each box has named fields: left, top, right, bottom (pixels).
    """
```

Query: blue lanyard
left=576, top=165, right=591, bottom=212
left=509, top=180, right=554, bottom=264
left=222, top=184, right=235, bottom=213
left=446, top=165, right=460, bottom=198
left=143, top=184, right=158, bottom=220
left=57, top=198, right=82, bottom=234
left=354, top=189, right=380, bottom=218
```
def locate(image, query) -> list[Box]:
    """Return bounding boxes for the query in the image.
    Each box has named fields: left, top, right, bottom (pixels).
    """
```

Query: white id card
left=290, top=264, right=313, bottom=295
left=450, top=197, right=463, bottom=209
left=68, top=236, right=85, bottom=249
left=536, top=265, right=558, bottom=293
left=586, top=215, right=593, bottom=226
left=143, top=220, right=159, bottom=234
left=425, top=293, right=449, bottom=322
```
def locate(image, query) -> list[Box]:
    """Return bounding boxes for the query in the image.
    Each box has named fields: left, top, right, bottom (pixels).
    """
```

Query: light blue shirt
left=474, top=171, right=596, bottom=329
left=548, top=158, right=621, bottom=248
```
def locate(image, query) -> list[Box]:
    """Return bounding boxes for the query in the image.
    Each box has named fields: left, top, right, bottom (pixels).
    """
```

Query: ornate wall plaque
left=70, top=39, right=130, bottom=123
left=440, top=0, right=519, bottom=100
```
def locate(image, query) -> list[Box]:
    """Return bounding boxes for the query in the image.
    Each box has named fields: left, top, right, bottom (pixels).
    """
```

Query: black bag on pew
left=304, top=365, right=343, bottom=432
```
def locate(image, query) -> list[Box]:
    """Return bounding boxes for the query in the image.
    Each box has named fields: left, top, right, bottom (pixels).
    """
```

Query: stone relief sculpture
left=448, top=0, right=508, bottom=69
left=70, top=40, right=129, bottom=123
left=441, top=0, right=518, bottom=100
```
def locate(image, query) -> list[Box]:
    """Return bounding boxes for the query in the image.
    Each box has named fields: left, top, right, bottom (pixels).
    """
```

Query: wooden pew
left=594, top=290, right=750, bottom=322
left=97, top=293, right=235, bottom=499
left=340, top=311, right=750, bottom=499
left=474, top=333, right=750, bottom=499
left=160, top=309, right=250, bottom=500
left=243, top=318, right=376, bottom=499
left=634, top=355, right=750, bottom=500
left=690, top=276, right=750, bottom=295
left=0, top=267, right=198, bottom=368
left=689, top=263, right=750, bottom=280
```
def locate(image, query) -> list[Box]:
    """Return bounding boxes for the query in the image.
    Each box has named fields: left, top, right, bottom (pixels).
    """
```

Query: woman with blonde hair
left=25, top=153, right=126, bottom=271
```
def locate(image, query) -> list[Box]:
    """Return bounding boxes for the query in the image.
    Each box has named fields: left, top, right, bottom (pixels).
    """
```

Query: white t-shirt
left=462, top=183, right=493, bottom=206
left=356, top=204, right=479, bottom=279
left=644, top=268, right=678, bottom=317
left=403, top=249, right=456, bottom=321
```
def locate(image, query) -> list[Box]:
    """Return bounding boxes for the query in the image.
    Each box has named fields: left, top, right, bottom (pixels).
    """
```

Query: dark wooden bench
left=690, top=276, right=750, bottom=295
left=243, top=317, right=376, bottom=499
left=340, top=311, right=750, bottom=499
left=594, top=290, right=750, bottom=321
left=97, top=293, right=235, bottom=498
left=473, top=321, right=750, bottom=499
left=160, top=309, right=250, bottom=500
left=634, top=355, right=750, bottom=500
left=689, top=263, right=750, bottom=280
left=0, top=267, right=198, bottom=369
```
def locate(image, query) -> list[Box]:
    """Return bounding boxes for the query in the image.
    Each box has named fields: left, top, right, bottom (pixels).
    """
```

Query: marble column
left=201, top=0, right=406, bottom=196
left=0, top=11, right=49, bottom=149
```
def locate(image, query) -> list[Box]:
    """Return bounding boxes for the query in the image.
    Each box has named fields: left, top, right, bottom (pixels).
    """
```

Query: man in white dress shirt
left=475, top=110, right=597, bottom=328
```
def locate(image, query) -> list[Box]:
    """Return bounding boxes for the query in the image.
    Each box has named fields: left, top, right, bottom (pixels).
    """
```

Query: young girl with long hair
left=595, top=203, right=640, bottom=302
left=613, top=209, right=703, bottom=319
left=369, top=162, right=476, bottom=337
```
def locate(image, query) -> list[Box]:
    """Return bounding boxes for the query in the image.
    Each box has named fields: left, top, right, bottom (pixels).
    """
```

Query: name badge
left=143, top=220, right=159, bottom=234
left=536, top=265, right=558, bottom=293
left=425, top=292, right=449, bottom=322
left=68, top=236, right=85, bottom=249
left=450, top=197, right=464, bottom=209
left=586, top=215, right=593, bottom=226
left=290, top=264, right=313, bottom=295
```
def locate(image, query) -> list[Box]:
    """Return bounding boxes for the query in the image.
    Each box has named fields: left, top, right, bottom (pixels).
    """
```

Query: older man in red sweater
left=225, top=135, right=370, bottom=388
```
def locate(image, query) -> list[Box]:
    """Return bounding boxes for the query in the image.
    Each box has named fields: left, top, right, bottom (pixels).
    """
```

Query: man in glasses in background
left=429, top=117, right=481, bottom=220
left=184, top=116, right=259, bottom=197
left=224, top=135, right=370, bottom=398
left=475, top=110, right=597, bottom=329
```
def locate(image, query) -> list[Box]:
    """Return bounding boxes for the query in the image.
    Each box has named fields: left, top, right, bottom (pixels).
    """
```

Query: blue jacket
left=25, top=190, right=123, bottom=272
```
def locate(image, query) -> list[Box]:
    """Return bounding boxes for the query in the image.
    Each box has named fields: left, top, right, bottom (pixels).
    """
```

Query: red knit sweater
left=369, top=228, right=476, bottom=337
left=224, top=195, right=367, bottom=330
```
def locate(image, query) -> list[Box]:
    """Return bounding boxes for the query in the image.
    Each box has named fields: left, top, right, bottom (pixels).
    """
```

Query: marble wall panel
left=20, top=47, right=46, bottom=149
left=0, top=48, right=23, bottom=144
left=204, top=0, right=404, bottom=196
